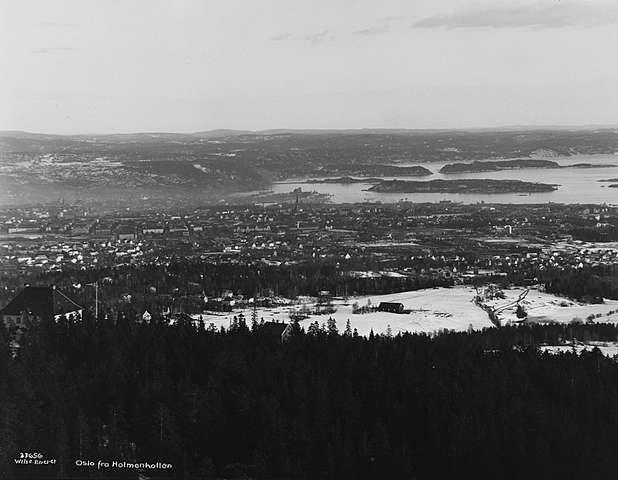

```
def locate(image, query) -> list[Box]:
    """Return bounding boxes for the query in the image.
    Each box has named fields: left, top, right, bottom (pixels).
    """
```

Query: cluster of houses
left=0, top=285, right=83, bottom=329
left=0, top=285, right=295, bottom=355
left=1, top=203, right=616, bottom=303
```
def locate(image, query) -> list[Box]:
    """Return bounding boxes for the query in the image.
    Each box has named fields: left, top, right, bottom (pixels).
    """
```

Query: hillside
left=1, top=128, right=618, bottom=205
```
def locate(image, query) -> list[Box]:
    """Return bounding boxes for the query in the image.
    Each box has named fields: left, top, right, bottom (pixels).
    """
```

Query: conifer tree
left=327, top=317, right=338, bottom=336
left=344, top=319, right=352, bottom=336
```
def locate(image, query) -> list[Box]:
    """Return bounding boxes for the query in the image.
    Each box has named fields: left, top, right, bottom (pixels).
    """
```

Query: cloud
left=270, top=33, right=291, bottom=41
left=31, top=47, right=76, bottom=54
left=411, top=1, right=618, bottom=29
left=353, top=16, right=404, bottom=36
left=379, top=15, right=406, bottom=23
left=302, top=30, right=334, bottom=45
left=353, top=25, right=391, bottom=36
left=304, top=30, right=335, bottom=45
left=269, top=30, right=335, bottom=45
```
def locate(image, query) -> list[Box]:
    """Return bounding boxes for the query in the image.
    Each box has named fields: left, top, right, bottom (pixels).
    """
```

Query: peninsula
left=302, top=177, right=382, bottom=184
left=322, top=164, right=433, bottom=177
left=440, top=159, right=615, bottom=174
left=367, top=179, right=559, bottom=194
left=440, top=159, right=558, bottom=174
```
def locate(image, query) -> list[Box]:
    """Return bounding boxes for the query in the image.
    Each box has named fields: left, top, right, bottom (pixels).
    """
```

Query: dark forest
left=3, top=314, right=618, bottom=480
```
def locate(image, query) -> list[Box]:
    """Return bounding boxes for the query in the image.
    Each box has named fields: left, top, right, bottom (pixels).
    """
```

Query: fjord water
left=273, top=154, right=618, bottom=204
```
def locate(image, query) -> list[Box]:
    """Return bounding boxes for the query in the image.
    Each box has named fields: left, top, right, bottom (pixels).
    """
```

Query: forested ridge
left=3, top=317, right=618, bottom=479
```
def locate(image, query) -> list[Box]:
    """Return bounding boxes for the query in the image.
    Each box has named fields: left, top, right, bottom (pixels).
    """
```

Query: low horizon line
left=2, top=122, right=618, bottom=137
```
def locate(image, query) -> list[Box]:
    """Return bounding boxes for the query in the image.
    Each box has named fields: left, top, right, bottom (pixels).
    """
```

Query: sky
left=1, top=0, right=618, bottom=134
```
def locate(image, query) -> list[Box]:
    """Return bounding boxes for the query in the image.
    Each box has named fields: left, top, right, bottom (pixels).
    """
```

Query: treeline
left=3, top=317, right=618, bottom=479
left=36, top=261, right=455, bottom=306
left=570, top=226, right=618, bottom=242
left=27, top=260, right=618, bottom=319
left=541, top=268, right=618, bottom=302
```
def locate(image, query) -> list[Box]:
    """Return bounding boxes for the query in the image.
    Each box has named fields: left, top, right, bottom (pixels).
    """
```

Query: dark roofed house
left=0, top=285, right=83, bottom=329
left=377, top=302, right=405, bottom=314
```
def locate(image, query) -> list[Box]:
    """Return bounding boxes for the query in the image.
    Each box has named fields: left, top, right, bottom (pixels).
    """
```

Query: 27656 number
left=19, top=452, right=43, bottom=460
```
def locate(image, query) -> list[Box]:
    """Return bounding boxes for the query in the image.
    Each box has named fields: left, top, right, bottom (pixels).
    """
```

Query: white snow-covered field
left=191, top=286, right=618, bottom=336
left=540, top=342, right=618, bottom=358
left=482, top=288, right=618, bottom=325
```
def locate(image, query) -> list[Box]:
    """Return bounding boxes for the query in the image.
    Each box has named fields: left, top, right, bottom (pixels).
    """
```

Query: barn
left=377, top=302, right=405, bottom=314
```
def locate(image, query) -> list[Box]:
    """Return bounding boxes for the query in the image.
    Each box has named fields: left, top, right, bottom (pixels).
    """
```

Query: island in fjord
left=303, top=177, right=382, bottom=184
left=597, top=178, right=618, bottom=188
left=439, top=159, right=558, bottom=173
left=439, top=158, right=615, bottom=174
left=320, top=164, right=433, bottom=177
left=367, top=179, right=559, bottom=194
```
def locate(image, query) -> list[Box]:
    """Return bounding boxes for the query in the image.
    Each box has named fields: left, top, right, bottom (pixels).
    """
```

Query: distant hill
left=1, top=127, right=617, bottom=206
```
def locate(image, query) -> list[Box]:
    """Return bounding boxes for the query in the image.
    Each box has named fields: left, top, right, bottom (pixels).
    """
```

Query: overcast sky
left=1, top=0, right=617, bottom=133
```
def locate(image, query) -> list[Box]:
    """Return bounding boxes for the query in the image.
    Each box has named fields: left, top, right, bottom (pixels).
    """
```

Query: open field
left=191, top=286, right=618, bottom=336
left=540, top=341, right=618, bottom=358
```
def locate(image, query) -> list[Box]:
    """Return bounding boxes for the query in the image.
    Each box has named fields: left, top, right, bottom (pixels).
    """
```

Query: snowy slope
left=190, top=286, right=618, bottom=336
